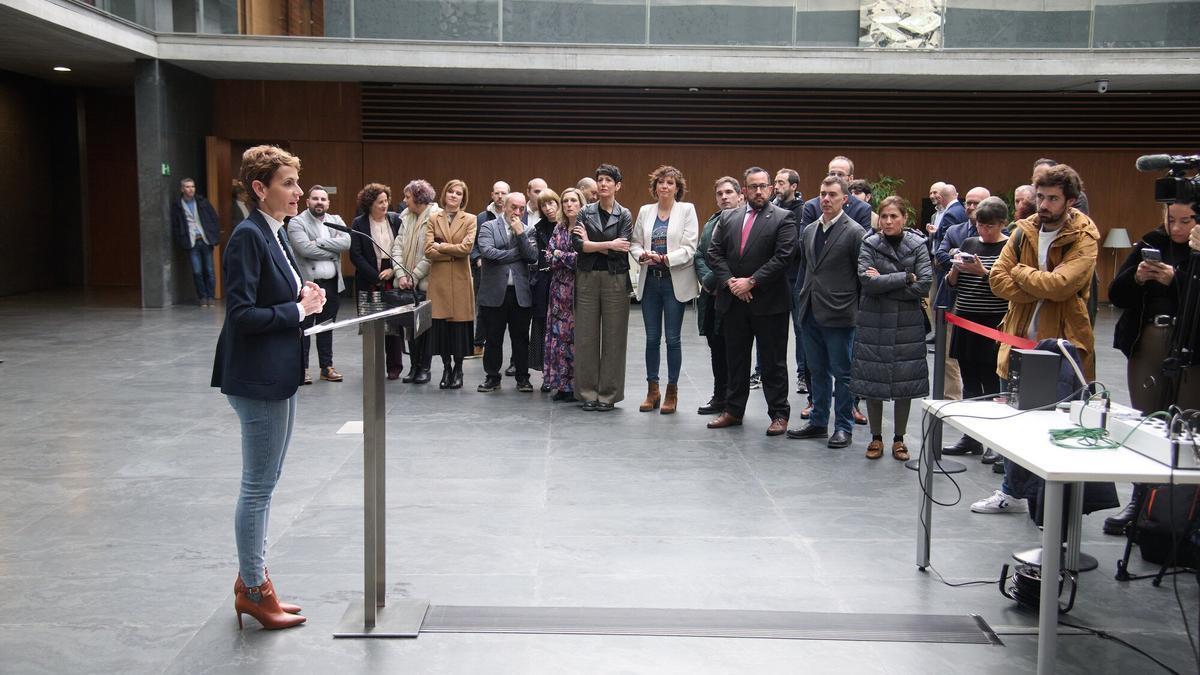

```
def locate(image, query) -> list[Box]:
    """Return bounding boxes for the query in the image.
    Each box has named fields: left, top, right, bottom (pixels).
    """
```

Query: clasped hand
left=300, top=281, right=326, bottom=316
left=728, top=277, right=753, bottom=302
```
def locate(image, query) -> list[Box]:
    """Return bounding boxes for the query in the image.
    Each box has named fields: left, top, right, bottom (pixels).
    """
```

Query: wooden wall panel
left=85, top=91, right=139, bottom=287
left=213, top=80, right=359, bottom=142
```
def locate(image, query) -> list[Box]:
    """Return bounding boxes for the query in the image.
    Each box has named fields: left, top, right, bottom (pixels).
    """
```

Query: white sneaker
left=971, top=490, right=1028, bottom=514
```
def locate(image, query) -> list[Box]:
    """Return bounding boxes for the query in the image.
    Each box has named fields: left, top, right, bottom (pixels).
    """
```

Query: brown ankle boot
left=235, top=578, right=306, bottom=630
left=660, top=384, right=677, bottom=415
left=639, top=382, right=661, bottom=412
left=236, top=573, right=301, bottom=614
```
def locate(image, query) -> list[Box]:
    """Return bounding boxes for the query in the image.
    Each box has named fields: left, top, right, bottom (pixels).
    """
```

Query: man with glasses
left=705, top=167, right=797, bottom=437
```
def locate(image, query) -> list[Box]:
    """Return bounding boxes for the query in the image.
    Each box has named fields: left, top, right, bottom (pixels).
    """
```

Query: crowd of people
left=209, top=144, right=1199, bottom=629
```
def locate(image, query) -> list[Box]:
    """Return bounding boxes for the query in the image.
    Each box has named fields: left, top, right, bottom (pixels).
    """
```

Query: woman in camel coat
left=424, top=179, right=477, bottom=389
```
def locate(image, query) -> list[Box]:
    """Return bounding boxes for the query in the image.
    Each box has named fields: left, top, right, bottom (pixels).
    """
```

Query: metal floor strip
left=419, top=606, right=1002, bottom=646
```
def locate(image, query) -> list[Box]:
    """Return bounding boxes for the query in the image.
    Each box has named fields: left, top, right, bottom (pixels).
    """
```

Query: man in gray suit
left=788, top=176, right=864, bottom=448
left=287, top=185, right=351, bottom=384
left=476, top=192, right=538, bottom=393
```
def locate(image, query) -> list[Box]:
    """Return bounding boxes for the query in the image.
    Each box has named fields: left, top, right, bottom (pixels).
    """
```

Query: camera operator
left=1104, top=200, right=1200, bottom=534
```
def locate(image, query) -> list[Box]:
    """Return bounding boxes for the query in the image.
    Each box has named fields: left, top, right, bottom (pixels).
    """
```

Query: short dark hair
left=1034, top=164, right=1083, bottom=201
left=356, top=182, right=391, bottom=217
left=714, top=176, right=740, bottom=192
left=776, top=168, right=799, bottom=186
left=308, top=184, right=326, bottom=195
left=648, top=165, right=686, bottom=201
left=595, top=164, right=623, bottom=183
left=743, top=166, right=769, bottom=182
left=1033, top=158, right=1057, bottom=168
left=820, top=175, right=848, bottom=195
left=974, top=196, right=1009, bottom=225
left=847, top=179, right=872, bottom=196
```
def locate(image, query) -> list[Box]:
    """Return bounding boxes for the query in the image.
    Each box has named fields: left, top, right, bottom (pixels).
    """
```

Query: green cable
left=1048, top=410, right=1172, bottom=450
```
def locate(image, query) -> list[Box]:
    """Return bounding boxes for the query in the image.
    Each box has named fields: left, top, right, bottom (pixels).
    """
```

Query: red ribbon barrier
left=945, top=312, right=1036, bottom=350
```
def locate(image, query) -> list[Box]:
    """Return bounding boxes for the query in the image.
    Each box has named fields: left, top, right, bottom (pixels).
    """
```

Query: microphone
left=1136, top=154, right=1200, bottom=172
left=326, top=220, right=416, bottom=282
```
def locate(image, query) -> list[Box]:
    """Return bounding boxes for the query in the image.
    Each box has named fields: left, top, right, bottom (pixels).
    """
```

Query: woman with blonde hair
left=425, top=179, right=477, bottom=389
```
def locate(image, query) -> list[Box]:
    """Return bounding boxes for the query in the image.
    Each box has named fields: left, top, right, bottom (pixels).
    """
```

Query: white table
left=914, top=399, right=1200, bottom=675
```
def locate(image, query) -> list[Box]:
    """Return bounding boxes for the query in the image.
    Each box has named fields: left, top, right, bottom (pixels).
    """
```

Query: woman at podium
left=212, top=145, right=323, bottom=630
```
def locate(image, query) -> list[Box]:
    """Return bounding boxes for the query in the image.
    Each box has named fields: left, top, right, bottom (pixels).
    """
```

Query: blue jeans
left=640, top=271, right=686, bottom=384
left=801, top=313, right=855, bottom=433
left=791, top=284, right=808, bottom=384
left=228, top=393, right=297, bottom=587
left=189, top=241, right=216, bottom=299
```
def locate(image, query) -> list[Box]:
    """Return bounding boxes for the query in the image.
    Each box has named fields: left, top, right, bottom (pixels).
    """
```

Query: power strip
left=1068, top=401, right=1200, bottom=469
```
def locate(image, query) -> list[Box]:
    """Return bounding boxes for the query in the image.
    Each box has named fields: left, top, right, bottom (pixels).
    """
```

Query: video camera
left=1136, top=153, right=1200, bottom=203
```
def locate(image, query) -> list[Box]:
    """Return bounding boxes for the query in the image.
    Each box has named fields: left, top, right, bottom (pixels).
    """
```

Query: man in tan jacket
left=972, top=164, right=1099, bottom=514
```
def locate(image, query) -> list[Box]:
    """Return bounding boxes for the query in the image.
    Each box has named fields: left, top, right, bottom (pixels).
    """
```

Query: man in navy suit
left=475, top=192, right=538, bottom=393
left=705, top=167, right=797, bottom=437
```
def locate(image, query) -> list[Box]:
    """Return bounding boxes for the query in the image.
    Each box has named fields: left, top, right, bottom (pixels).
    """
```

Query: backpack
left=1010, top=227, right=1099, bottom=326
left=1132, top=484, right=1200, bottom=567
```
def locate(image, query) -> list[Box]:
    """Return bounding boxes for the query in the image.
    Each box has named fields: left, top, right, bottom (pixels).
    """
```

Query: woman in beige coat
left=391, top=179, right=437, bottom=384
left=425, top=179, right=477, bottom=389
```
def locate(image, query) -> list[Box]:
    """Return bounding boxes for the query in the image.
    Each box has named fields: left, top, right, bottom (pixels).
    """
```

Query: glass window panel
left=1093, top=0, right=1200, bottom=48
left=325, top=2, right=353, bottom=37
left=171, top=0, right=197, bottom=32
left=649, top=0, right=792, bottom=47
left=944, top=0, right=1091, bottom=48
left=797, top=0, right=860, bottom=47
left=356, top=0, right=499, bottom=41
left=504, top=0, right=646, bottom=44
left=202, top=0, right=238, bottom=34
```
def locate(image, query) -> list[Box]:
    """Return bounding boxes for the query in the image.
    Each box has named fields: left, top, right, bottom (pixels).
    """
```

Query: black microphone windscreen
left=324, top=221, right=352, bottom=233
left=1136, top=154, right=1172, bottom=172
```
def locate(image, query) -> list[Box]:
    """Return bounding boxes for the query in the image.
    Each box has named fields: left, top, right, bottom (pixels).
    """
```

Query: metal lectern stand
left=305, top=300, right=433, bottom=638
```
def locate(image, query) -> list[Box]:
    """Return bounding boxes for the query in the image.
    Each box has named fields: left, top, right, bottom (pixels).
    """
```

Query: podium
left=305, top=300, right=433, bottom=638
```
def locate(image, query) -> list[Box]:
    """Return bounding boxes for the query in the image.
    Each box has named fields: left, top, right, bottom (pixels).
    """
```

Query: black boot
left=414, top=367, right=432, bottom=384
left=449, top=359, right=464, bottom=390
left=1103, top=484, right=1147, bottom=535
left=942, top=435, right=983, bottom=456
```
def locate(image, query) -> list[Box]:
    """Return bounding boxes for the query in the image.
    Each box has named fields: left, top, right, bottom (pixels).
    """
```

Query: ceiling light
left=53, top=66, right=71, bottom=72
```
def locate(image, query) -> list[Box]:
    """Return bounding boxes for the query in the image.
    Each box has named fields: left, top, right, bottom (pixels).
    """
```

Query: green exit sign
left=161, top=163, right=171, bottom=176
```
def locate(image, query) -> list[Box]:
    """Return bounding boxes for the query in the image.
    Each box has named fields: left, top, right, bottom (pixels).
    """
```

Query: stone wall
left=859, top=0, right=944, bottom=49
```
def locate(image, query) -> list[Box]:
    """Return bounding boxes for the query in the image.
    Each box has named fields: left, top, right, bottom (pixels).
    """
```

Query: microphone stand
left=326, top=221, right=417, bottom=286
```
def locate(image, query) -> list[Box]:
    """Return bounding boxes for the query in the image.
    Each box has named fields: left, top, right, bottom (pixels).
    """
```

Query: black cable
left=1058, top=619, right=1182, bottom=675
left=926, top=563, right=1011, bottom=588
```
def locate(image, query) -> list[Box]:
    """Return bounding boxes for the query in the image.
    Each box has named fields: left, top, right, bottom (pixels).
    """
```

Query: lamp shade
left=1103, top=228, right=1131, bottom=249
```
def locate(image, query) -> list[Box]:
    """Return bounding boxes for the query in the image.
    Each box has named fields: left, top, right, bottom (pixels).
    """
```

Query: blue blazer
left=211, top=210, right=304, bottom=400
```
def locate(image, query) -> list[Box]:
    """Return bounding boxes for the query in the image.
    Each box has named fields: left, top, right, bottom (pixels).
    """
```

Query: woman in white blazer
left=631, top=165, right=699, bottom=415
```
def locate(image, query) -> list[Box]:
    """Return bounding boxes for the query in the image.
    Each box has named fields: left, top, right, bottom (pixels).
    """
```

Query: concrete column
left=133, top=58, right=212, bottom=307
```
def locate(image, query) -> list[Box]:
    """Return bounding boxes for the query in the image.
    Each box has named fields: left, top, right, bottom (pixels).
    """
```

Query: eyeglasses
left=747, top=184, right=771, bottom=191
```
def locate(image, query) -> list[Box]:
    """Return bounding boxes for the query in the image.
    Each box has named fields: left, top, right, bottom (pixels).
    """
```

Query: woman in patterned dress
left=543, top=187, right=585, bottom=402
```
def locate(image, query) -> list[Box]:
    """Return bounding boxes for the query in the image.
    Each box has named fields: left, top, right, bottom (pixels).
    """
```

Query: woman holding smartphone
left=943, top=197, right=1011, bottom=460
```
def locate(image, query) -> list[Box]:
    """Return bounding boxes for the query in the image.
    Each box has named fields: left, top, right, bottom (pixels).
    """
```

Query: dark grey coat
left=850, top=230, right=933, bottom=401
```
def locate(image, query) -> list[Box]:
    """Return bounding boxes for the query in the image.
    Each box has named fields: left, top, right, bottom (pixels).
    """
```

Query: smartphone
left=959, top=252, right=976, bottom=264
left=1141, top=248, right=1162, bottom=263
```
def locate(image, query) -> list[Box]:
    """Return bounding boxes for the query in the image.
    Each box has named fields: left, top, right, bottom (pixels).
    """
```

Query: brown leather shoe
left=706, top=412, right=743, bottom=429
left=639, top=382, right=661, bottom=412
left=234, top=578, right=306, bottom=630
left=853, top=407, right=868, bottom=425
left=660, top=384, right=678, bottom=415
left=236, top=573, right=301, bottom=615
left=865, top=439, right=884, bottom=459
left=766, top=418, right=788, bottom=436
left=892, top=441, right=910, bottom=461
left=800, top=403, right=813, bottom=419
left=320, top=366, right=343, bottom=382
